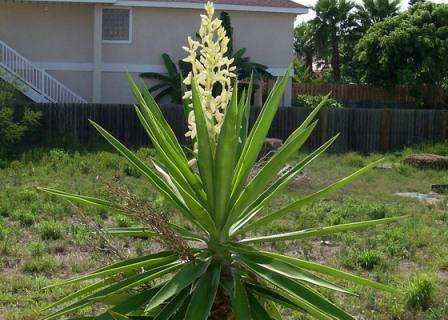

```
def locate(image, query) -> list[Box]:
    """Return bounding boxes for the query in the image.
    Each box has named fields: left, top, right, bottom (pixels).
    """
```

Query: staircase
left=0, top=39, right=86, bottom=103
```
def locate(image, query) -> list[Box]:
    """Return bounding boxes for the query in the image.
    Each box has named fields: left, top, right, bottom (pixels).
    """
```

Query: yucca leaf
left=96, top=286, right=164, bottom=320
left=256, top=250, right=399, bottom=293
left=145, top=259, right=210, bottom=312
left=129, top=75, right=186, bottom=161
left=233, top=248, right=351, bottom=294
left=93, top=252, right=176, bottom=274
left=184, top=263, right=221, bottom=319
left=238, top=258, right=354, bottom=320
left=108, top=311, right=130, bottom=320
left=230, top=66, right=292, bottom=201
left=104, top=227, right=206, bottom=243
left=242, top=158, right=384, bottom=232
left=214, top=86, right=239, bottom=228
left=44, top=263, right=181, bottom=320
left=103, top=227, right=157, bottom=238
left=88, top=120, right=189, bottom=212
left=45, top=253, right=178, bottom=288
left=247, top=283, right=304, bottom=312
left=191, top=78, right=216, bottom=212
left=134, top=108, right=205, bottom=205
left=236, top=74, right=254, bottom=159
left=230, top=272, right=252, bottom=320
left=153, top=287, right=190, bottom=320
left=228, top=121, right=318, bottom=225
left=42, top=279, right=110, bottom=311
left=248, top=292, right=274, bottom=320
left=283, top=93, right=330, bottom=146
left=239, top=215, right=408, bottom=244
left=231, top=135, right=339, bottom=236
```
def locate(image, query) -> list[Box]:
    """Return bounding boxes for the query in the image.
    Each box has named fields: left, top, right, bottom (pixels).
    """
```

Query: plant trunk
left=210, top=287, right=234, bottom=320
left=331, top=38, right=341, bottom=82
left=305, top=52, right=313, bottom=74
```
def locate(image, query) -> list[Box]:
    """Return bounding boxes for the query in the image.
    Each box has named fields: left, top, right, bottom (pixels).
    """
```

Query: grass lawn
left=1, top=143, right=447, bottom=319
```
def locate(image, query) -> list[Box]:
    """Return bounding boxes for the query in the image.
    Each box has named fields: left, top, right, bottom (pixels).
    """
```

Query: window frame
left=101, top=7, right=133, bottom=44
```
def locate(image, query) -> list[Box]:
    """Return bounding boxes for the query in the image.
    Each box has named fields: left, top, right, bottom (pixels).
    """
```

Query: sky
left=292, top=0, right=448, bottom=23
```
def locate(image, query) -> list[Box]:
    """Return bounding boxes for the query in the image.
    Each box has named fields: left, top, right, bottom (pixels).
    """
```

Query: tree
left=409, top=0, right=425, bottom=6
left=140, top=53, right=190, bottom=104
left=356, top=0, right=401, bottom=31
left=312, top=0, right=357, bottom=82
left=294, top=23, right=316, bottom=73
left=219, top=12, right=271, bottom=81
left=355, top=2, right=448, bottom=105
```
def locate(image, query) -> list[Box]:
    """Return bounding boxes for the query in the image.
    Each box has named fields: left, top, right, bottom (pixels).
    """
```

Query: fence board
left=293, top=83, right=445, bottom=109
left=28, top=104, right=448, bottom=154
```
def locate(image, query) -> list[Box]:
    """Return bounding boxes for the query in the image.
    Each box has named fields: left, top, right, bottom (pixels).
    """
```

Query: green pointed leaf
left=227, top=121, right=318, bottom=226
left=248, top=292, right=274, bottom=320
left=214, top=87, right=239, bottom=228
left=233, top=248, right=351, bottom=294
left=257, top=250, right=399, bottom=293
left=243, top=158, right=384, bottom=232
left=240, top=215, right=408, bottom=244
left=238, top=258, right=353, bottom=320
left=184, top=263, right=221, bottom=320
left=231, top=134, right=339, bottom=236
left=231, top=66, right=292, bottom=201
left=231, top=272, right=252, bottom=320
left=154, top=287, right=190, bottom=320
left=191, top=77, right=216, bottom=212
left=145, top=259, right=210, bottom=312
left=45, top=253, right=178, bottom=288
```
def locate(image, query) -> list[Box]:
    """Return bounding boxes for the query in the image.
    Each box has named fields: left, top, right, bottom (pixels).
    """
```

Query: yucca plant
left=39, top=2, right=406, bottom=319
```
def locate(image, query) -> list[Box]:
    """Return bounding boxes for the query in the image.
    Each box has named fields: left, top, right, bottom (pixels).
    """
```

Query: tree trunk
left=305, top=52, right=313, bottom=74
left=331, top=38, right=341, bottom=82
left=210, top=287, right=234, bottom=320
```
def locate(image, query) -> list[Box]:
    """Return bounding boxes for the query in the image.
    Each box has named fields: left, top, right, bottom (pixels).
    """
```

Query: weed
left=38, top=220, right=63, bottom=240
left=28, top=241, right=45, bottom=257
left=406, top=273, right=435, bottom=311
left=21, top=255, right=59, bottom=274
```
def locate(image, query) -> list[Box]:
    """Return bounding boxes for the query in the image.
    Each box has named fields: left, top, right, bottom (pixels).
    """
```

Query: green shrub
left=406, top=273, right=435, bottom=311
left=38, top=220, right=63, bottom=240
left=368, top=204, right=388, bottom=220
left=356, top=249, right=383, bottom=270
left=28, top=240, right=46, bottom=257
left=13, top=210, right=36, bottom=227
left=0, top=82, right=41, bottom=156
left=22, top=255, right=59, bottom=274
left=294, top=94, right=343, bottom=109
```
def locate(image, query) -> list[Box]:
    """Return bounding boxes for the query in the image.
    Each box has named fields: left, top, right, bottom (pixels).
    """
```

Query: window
left=102, top=8, right=132, bottom=43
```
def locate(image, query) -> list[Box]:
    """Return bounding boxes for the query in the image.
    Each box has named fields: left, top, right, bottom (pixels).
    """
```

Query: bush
left=22, top=255, right=59, bottom=274
left=38, top=220, right=63, bottom=240
left=294, top=94, right=343, bottom=109
left=406, top=273, right=435, bottom=311
left=356, top=249, right=383, bottom=270
left=0, top=82, right=41, bottom=156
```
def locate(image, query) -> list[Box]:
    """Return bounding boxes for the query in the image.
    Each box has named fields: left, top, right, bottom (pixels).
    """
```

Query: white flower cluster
left=183, top=1, right=236, bottom=151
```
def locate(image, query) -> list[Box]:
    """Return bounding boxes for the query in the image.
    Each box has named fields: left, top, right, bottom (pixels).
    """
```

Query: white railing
left=0, top=39, right=86, bottom=103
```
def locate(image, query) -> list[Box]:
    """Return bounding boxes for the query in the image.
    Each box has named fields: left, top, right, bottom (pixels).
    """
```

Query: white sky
left=292, top=0, right=448, bottom=24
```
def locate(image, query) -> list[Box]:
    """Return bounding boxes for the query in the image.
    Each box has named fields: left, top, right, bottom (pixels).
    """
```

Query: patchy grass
left=0, top=144, right=447, bottom=319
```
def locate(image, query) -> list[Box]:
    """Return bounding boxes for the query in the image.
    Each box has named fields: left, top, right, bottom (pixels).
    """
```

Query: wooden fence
left=32, top=104, right=448, bottom=153
left=292, top=83, right=446, bottom=109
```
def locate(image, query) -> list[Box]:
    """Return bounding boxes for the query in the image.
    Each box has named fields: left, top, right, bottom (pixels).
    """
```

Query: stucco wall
left=103, top=7, right=295, bottom=68
left=0, top=2, right=296, bottom=104
left=0, top=3, right=94, bottom=62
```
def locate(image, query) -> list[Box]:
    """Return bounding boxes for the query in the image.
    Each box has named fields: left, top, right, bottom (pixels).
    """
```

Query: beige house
left=0, top=0, right=307, bottom=105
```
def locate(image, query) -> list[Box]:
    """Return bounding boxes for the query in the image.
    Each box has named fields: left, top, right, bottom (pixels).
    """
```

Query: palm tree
left=312, top=0, right=357, bottom=82
left=140, top=53, right=190, bottom=104
left=356, top=0, right=401, bottom=31
left=294, top=23, right=316, bottom=73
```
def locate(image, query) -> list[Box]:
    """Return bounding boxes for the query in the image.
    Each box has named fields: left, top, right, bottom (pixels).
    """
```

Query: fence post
left=380, top=109, right=391, bottom=152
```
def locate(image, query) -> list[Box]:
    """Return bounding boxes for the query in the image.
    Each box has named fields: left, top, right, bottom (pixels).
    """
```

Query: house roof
left=20, top=0, right=308, bottom=14
left=131, top=0, right=306, bottom=9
